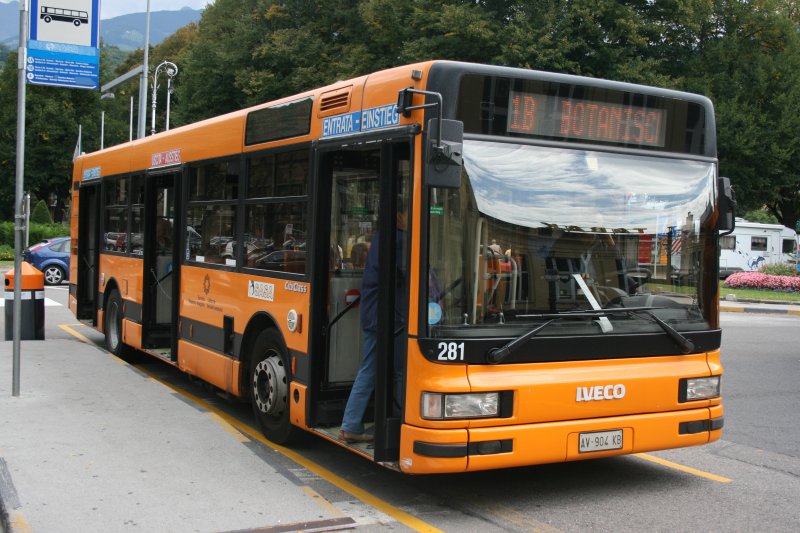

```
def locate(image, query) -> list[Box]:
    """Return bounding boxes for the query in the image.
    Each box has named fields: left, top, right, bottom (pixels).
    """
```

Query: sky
left=0, top=1, right=215, bottom=20
left=100, top=0, right=214, bottom=19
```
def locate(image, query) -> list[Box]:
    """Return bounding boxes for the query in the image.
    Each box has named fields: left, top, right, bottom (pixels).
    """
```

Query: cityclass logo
left=284, top=281, right=308, bottom=294
left=576, top=384, right=626, bottom=402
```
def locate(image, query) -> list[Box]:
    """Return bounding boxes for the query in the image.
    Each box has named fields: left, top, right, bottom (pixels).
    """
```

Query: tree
left=0, top=47, right=123, bottom=220
left=30, top=199, right=52, bottom=224
left=682, top=0, right=800, bottom=231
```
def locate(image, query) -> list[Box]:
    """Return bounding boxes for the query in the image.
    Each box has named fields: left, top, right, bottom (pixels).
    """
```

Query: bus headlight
left=681, top=376, right=721, bottom=401
left=421, top=392, right=500, bottom=420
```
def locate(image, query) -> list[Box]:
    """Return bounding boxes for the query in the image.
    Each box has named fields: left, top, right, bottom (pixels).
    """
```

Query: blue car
left=23, top=236, right=71, bottom=285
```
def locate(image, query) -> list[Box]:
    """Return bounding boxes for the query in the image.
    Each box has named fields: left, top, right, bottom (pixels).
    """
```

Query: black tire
left=104, top=289, right=124, bottom=356
left=43, top=265, right=65, bottom=285
left=73, top=19, right=81, bottom=26
left=44, top=16, right=51, bottom=23
left=249, top=329, right=301, bottom=444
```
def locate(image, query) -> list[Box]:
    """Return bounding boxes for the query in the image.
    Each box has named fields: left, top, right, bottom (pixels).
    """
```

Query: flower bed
left=724, top=272, right=800, bottom=292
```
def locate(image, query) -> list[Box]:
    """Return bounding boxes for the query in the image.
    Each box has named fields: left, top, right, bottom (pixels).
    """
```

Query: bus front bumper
left=399, top=404, right=723, bottom=474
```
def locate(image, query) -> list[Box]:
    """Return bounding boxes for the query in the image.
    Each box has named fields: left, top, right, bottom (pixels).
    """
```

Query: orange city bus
left=70, top=61, right=735, bottom=474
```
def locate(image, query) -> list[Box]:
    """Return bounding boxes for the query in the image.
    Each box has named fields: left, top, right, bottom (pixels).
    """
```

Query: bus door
left=77, top=182, right=100, bottom=323
left=142, top=169, right=181, bottom=360
left=311, top=139, right=411, bottom=462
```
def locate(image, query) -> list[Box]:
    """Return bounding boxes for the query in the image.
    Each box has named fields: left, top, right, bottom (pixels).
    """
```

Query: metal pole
left=24, top=192, right=30, bottom=248
left=101, top=110, right=105, bottom=150
left=13, top=0, right=29, bottom=397
left=151, top=66, right=158, bottom=135
left=166, top=78, right=172, bottom=131
left=129, top=96, right=134, bottom=142
left=137, top=0, right=151, bottom=139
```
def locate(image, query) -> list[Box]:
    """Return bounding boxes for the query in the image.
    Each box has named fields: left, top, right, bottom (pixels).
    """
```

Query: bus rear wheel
left=249, top=329, right=301, bottom=444
left=104, top=289, right=123, bottom=356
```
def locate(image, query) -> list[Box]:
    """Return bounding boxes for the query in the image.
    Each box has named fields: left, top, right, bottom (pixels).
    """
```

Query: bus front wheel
left=249, top=329, right=301, bottom=444
left=104, top=289, right=123, bottom=356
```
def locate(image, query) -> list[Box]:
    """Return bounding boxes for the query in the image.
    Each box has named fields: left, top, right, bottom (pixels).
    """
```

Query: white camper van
left=719, top=219, right=798, bottom=277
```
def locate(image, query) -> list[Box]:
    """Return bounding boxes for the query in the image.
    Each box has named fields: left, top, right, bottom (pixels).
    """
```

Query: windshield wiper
left=485, top=306, right=695, bottom=364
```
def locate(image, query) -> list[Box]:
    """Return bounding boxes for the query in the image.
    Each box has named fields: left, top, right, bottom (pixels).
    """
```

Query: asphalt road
left=11, top=285, right=800, bottom=532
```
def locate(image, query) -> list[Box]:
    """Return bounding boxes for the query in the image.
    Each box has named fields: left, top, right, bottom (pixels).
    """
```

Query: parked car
left=23, top=236, right=70, bottom=285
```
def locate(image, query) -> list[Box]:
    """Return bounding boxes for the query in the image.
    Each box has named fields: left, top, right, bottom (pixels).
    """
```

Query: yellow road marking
left=635, top=453, right=732, bottom=483
left=206, top=412, right=250, bottom=443
left=58, top=324, right=95, bottom=346
left=301, top=486, right=346, bottom=518
left=10, top=511, right=32, bottom=533
left=126, top=364, right=443, bottom=533
left=720, top=306, right=744, bottom=313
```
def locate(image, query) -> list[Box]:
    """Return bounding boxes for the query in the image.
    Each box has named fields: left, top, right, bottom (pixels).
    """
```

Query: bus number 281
left=437, top=342, right=465, bottom=361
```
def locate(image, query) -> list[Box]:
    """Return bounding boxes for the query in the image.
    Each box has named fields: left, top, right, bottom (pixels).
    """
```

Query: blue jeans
left=341, top=328, right=406, bottom=434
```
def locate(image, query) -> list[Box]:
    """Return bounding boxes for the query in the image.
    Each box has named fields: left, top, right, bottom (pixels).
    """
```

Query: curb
left=726, top=297, right=800, bottom=306
left=720, top=305, right=800, bottom=316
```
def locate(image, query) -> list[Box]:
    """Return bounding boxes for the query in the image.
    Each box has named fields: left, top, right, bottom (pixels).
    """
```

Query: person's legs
left=341, top=329, right=377, bottom=436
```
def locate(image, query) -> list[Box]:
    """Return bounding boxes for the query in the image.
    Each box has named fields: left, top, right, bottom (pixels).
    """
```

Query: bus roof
left=76, top=60, right=716, bottom=178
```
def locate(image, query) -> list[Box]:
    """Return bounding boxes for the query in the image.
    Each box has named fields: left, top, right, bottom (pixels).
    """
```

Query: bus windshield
left=427, top=140, right=717, bottom=339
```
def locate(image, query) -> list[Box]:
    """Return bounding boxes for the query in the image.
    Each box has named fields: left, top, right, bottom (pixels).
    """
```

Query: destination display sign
left=507, top=90, right=667, bottom=148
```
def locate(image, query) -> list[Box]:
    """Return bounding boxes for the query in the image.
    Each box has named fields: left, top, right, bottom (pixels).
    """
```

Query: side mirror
left=425, top=118, right=463, bottom=189
left=394, top=87, right=463, bottom=189
left=717, top=176, right=736, bottom=235
left=397, top=88, right=414, bottom=118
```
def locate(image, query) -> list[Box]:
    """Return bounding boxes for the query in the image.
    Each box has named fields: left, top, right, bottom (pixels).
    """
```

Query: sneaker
left=339, top=430, right=373, bottom=443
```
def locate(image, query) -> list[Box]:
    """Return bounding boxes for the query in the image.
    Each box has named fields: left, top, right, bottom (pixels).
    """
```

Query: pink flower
left=724, top=272, right=800, bottom=292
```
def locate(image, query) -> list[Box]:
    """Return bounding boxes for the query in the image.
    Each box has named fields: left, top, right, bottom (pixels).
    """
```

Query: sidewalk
left=0, top=333, right=363, bottom=533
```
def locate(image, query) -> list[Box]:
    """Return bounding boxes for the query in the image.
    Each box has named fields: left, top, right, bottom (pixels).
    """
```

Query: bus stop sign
left=26, top=0, right=100, bottom=89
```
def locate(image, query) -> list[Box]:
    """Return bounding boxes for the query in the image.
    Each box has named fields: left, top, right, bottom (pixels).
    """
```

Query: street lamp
left=151, top=61, right=178, bottom=136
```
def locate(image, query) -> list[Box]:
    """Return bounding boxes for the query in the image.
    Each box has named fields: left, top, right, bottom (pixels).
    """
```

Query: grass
left=719, top=281, right=800, bottom=303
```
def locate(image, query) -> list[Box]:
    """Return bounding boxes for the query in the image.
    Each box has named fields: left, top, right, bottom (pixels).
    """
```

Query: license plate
left=579, top=429, right=623, bottom=453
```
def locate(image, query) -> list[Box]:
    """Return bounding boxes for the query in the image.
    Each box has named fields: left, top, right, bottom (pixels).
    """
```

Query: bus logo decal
left=576, top=384, right=626, bottom=402
left=248, top=280, right=274, bottom=302
left=285, top=281, right=308, bottom=294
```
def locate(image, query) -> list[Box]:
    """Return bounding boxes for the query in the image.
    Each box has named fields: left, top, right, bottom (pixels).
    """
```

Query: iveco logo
left=576, top=384, right=626, bottom=402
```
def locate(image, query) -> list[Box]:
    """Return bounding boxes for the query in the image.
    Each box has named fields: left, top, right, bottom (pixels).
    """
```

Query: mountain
left=0, top=2, right=19, bottom=45
left=100, top=8, right=202, bottom=50
left=0, top=4, right=202, bottom=50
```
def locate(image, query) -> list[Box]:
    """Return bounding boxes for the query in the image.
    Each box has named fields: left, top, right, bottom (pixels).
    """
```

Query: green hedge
left=760, top=263, right=798, bottom=277
left=0, top=221, right=69, bottom=248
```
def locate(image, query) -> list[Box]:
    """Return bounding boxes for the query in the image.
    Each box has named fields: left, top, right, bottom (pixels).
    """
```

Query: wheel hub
left=253, top=354, right=287, bottom=416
